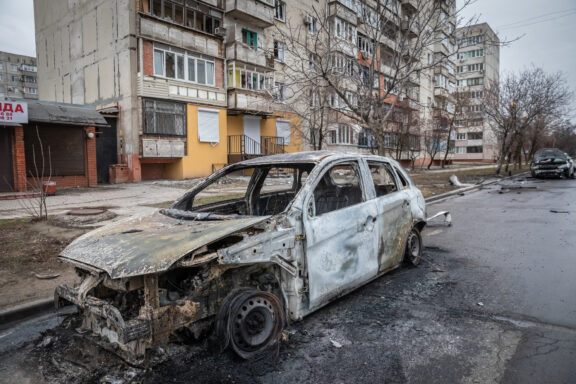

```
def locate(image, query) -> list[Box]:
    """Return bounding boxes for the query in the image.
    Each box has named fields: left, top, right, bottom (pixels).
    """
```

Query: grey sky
left=0, top=0, right=575, bottom=114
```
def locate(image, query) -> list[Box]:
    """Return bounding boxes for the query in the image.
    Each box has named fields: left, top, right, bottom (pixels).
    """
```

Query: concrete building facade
left=0, top=52, right=39, bottom=101
left=453, top=23, right=500, bottom=162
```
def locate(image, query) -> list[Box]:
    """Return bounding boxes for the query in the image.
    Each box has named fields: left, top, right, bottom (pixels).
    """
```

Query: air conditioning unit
left=304, top=15, right=313, bottom=25
left=214, top=27, right=226, bottom=37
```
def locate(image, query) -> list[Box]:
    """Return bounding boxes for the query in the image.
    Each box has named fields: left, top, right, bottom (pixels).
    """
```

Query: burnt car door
left=366, top=160, right=413, bottom=272
left=302, top=160, right=380, bottom=310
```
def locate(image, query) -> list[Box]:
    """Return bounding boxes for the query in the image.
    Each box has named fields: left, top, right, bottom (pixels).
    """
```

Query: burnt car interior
left=313, top=163, right=364, bottom=215
left=170, top=163, right=316, bottom=217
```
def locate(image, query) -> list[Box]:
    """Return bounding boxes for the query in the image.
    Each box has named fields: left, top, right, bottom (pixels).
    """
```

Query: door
left=367, top=161, right=413, bottom=272
left=0, top=127, right=14, bottom=192
left=303, top=161, right=379, bottom=309
left=96, top=117, right=118, bottom=183
left=242, top=115, right=261, bottom=155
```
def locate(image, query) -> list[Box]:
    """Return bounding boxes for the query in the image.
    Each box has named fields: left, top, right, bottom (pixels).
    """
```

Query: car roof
left=235, top=151, right=392, bottom=166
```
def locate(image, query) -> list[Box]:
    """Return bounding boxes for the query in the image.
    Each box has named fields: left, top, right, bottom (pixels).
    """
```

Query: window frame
left=274, top=0, right=286, bottom=21
left=153, top=44, right=216, bottom=86
left=143, top=99, right=187, bottom=137
left=142, top=0, right=222, bottom=35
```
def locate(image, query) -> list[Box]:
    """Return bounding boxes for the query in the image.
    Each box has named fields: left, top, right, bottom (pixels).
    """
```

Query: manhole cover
left=68, top=208, right=107, bottom=216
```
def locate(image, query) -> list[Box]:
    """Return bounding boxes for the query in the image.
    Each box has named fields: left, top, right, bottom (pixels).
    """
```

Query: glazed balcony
left=225, top=0, right=274, bottom=28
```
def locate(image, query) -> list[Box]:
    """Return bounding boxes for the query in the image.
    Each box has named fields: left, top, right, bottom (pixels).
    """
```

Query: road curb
left=424, top=172, right=529, bottom=204
left=0, top=298, right=54, bottom=326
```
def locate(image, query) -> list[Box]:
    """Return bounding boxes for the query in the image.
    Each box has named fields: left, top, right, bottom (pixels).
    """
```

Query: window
left=24, top=87, right=38, bottom=94
left=468, top=118, right=483, bottom=126
left=334, top=17, right=355, bottom=41
left=12, top=75, right=20, bottom=83
left=0, top=86, right=5, bottom=94
left=242, top=29, right=258, bottom=50
left=198, top=108, right=219, bottom=143
left=357, top=33, right=373, bottom=57
left=467, top=77, right=483, bottom=86
left=456, top=132, right=466, bottom=140
left=308, top=53, right=319, bottom=72
left=458, top=49, right=484, bottom=60
left=457, top=35, right=484, bottom=47
left=11, top=64, right=18, bottom=71
left=154, top=44, right=215, bottom=85
left=22, top=75, right=36, bottom=83
left=307, top=16, right=318, bottom=34
left=330, top=124, right=353, bottom=144
left=144, top=99, right=186, bottom=136
left=311, top=163, right=364, bottom=216
left=0, top=62, right=3, bottom=70
left=331, top=54, right=354, bottom=76
left=274, top=82, right=286, bottom=101
left=455, top=146, right=466, bottom=154
left=274, top=0, right=285, bottom=21
left=273, top=41, right=285, bottom=62
left=309, top=90, right=319, bottom=107
left=276, top=120, right=290, bottom=145
left=368, top=162, right=398, bottom=197
left=143, top=0, right=222, bottom=35
left=466, top=145, right=483, bottom=153
left=21, top=64, right=37, bottom=72
left=468, top=132, right=483, bottom=140
left=0, top=74, right=3, bottom=81
left=227, top=62, right=274, bottom=91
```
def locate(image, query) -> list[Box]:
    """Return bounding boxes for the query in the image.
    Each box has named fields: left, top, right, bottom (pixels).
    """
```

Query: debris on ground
left=330, top=339, right=343, bottom=348
left=34, top=273, right=60, bottom=280
left=449, top=175, right=474, bottom=187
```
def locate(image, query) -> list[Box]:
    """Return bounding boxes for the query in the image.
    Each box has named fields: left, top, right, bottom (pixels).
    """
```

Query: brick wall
left=85, top=126, right=97, bottom=186
left=215, top=58, right=224, bottom=88
left=12, top=125, right=27, bottom=192
left=142, top=40, right=154, bottom=76
left=141, top=163, right=165, bottom=180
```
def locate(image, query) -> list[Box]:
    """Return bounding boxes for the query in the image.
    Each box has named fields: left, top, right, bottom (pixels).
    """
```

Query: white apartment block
left=454, top=23, right=500, bottom=162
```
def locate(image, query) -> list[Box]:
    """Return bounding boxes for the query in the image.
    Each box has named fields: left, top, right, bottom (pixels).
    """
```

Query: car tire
left=216, top=288, right=285, bottom=359
left=404, top=227, right=423, bottom=266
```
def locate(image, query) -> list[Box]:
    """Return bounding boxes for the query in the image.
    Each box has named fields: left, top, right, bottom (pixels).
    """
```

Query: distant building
left=454, top=23, right=500, bottom=162
left=0, top=51, right=39, bottom=101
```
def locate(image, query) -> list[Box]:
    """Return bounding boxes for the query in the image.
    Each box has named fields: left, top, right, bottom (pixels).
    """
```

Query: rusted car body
left=55, top=152, right=428, bottom=362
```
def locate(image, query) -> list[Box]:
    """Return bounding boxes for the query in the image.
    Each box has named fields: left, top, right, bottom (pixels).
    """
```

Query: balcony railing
left=227, top=134, right=285, bottom=163
left=225, top=0, right=274, bottom=28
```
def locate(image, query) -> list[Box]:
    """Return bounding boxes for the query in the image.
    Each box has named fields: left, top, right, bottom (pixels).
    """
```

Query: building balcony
left=434, top=87, right=454, bottom=100
left=398, top=98, right=420, bottom=111
left=141, top=138, right=186, bottom=158
left=434, top=65, right=456, bottom=80
left=227, top=134, right=284, bottom=163
left=227, top=89, right=274, bottom=114
left=226, top=41, right=268, bottom=67
left=400, top=0, right=418, bottom=13
left=401, top=20, right=418, bottom=38
left=328, top=1, right=358, bottom=25
left=225, top=0, right=274, bottom=28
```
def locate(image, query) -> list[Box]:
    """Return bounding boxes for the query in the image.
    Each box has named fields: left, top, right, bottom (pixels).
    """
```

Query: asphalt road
left=0, top=175, right=575, bottom=383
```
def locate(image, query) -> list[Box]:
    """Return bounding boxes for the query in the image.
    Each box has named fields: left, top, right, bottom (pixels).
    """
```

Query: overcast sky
left=0, top=0, right=575, bottom=114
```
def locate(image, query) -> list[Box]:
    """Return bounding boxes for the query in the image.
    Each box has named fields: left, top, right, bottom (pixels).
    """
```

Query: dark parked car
left=531, top=148, right=575, bottom=178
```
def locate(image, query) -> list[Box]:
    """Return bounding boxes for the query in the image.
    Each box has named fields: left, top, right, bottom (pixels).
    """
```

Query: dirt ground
left=0, top=220, right=87, bottom=308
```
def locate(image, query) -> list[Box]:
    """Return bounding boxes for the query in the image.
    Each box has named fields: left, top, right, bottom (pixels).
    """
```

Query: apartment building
left=34, top=0, right=300, bottom=182
left=0, top=51, right=39, bottom=100
left=453, top=23, right=500, bottom=162
left=34, top=0, right=463, bottom=179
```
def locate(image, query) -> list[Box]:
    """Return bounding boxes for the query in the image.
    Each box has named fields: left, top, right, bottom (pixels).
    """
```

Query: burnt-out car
left=531, top=148, right=575, bottom=178
left=55, top=152, right=429, bottom=362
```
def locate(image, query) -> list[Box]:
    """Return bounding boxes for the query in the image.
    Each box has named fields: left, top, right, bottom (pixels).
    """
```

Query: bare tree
left=484, top=67, right=573, bottom=174
left=273, top=0, right=480, bottom=154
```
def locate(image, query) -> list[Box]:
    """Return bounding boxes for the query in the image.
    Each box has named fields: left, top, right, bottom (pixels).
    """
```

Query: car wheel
left=217, top=288, right=285, bottom=359
left=404, top=227, right=423, bottom=266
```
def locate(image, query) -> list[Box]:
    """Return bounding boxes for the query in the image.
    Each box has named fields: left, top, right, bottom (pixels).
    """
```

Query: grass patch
left=0, top=218, right=32, bottom=228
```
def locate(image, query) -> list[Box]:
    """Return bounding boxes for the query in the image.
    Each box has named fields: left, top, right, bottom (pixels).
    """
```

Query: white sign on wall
left=0, top=101, right=28, bottom=124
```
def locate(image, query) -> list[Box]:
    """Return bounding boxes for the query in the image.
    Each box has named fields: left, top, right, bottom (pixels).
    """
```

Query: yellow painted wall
left=165, top=105, right=228, bottom=179
left=227, top=115, right=243, bottom=136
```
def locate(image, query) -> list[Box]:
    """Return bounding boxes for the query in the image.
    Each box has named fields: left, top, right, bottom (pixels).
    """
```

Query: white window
left=455, top=146, right=466, bottom=154
left=307, top=16, right=318, bottom=34
left=275, top=0, right=285, bottom=21
left=334, top=17, right=355, bottom=41
left=0, top=62, right=3, bottom=70
left=198, top=109, right=220, bottom=143
left=357, top=34, right=373, bottom=57
left=154, top=44, right=215, bottom=86
left=21, top=64, right=37, bottom=72
left=309, top=90, right=319, bottom=107
left=456, top=133, right=466, bottom=140
left=0, top=74, right=3, bottom=81
left=24, top=87, right=38, bottom=94
left=331, top=124, right=353, bottom=144
left=273, top=41, right=285, bottom=62
left=276, top=120, right=290, bottom=144
left=11, top=64, right=18, bottom=71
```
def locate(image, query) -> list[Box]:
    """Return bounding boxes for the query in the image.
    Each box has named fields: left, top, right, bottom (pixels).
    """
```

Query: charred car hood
left=60, top=211, right=269, bottom=279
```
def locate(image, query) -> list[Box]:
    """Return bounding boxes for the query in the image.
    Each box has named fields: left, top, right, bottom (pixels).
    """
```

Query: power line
left=498, top=11, right=576, bottom=30
left=496, top=8, right=576, bottom=29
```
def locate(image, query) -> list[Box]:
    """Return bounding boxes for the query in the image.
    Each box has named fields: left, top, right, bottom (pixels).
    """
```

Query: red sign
left=0, top=102, right=28, bottom=124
